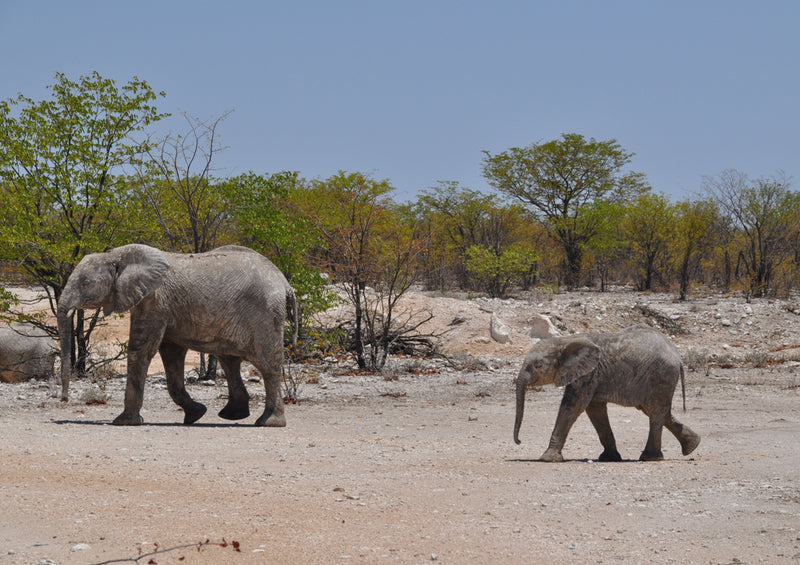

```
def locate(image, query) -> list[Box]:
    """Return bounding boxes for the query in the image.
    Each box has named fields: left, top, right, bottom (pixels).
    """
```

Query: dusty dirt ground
left=1, top=287, right=799, bottom=564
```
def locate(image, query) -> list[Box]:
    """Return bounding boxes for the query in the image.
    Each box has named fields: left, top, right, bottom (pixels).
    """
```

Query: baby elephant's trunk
left=514, top=373, right=529, bottom=444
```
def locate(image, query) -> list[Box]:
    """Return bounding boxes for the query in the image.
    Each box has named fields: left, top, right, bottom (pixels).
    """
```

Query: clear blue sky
left=1, top=1, right=797, bottom=201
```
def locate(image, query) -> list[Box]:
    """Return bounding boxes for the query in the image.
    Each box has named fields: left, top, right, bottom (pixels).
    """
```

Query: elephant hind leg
left=665, top=414, right=701, bottom=456
left=586, top=402, right=622, bottom=462
left=218, top=356, right=250, bottom=421
left=640, top=407, right=667, bottom=461
left=160, top=342, right=206, bottom=425
left=251, top=343, right=286, bottom=428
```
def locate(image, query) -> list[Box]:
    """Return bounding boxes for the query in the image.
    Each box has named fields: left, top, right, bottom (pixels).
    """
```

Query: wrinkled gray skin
left=57, top=244, right=296, bottom=427
left=514, top=325, right=701, bottom=462
left=0, top=324, right=57, bottom=383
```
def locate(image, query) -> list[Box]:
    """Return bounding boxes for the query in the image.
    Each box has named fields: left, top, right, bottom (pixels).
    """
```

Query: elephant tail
left=680, top=364, right=686, bottom=412
left=286, top=286, right=299, bottom=351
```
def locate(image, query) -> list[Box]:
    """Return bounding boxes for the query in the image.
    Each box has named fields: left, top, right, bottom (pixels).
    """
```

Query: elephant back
left=0, top=324, right=57, bottom=383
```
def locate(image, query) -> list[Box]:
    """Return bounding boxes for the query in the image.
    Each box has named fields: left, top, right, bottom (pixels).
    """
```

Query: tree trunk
left=563, top=242, right=583, bottom=289
left=75, top=309, right=87, bottom=378
left=57, top=309, right=74, bottom=401
left=679, top=250, right=691, bottom=301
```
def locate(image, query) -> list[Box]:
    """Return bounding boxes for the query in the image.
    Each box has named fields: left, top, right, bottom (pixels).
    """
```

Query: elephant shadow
left=506, top=457, right=638, bottom=464
left=52, top=419, right=256, bottom=428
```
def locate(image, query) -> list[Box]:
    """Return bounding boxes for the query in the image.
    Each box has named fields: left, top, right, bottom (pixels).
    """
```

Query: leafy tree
left=414, top=182, right=497, bottom=289
left=299, top=171, right=427, bottom=370
left=788, top=199, right=800, bottom=291
left=584, top=200, right=626, bottom=291
left=413, top=181, right=539, bottom=291
left=464, top=243, right=539, bottom=298
left=673, top=199, right=717, bottom=300
left=224, top=171, right=336, bottom=321
left=138, top=111, right=232, bottom=253
left=703, top=170, right=797, bottom=297
left=705, top=210, right=737, bottom=292
left=0, top=71, right=166, bottom=376
left=619, top=191, right=675, bottom=291
left=482, top=133, right=646, bottom=288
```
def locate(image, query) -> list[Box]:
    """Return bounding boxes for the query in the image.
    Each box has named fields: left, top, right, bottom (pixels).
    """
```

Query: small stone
left=72, top=543, right=91, bottom=551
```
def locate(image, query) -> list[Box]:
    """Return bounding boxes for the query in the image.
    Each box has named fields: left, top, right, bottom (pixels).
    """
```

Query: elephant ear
left=553, top=337, right=601, bottom=386
left=107, top=245, right=170, bottom=314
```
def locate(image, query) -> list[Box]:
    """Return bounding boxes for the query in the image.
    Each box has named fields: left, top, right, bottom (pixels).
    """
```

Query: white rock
left=528, top=312, right=560, bottom=339
left=71, top=543, right=91, bottom=551
left=490, top=313, right=513, bottom=344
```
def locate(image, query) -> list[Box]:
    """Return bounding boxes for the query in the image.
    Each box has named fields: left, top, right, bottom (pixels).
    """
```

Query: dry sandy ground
left=1, top=289, right=799, bottom=564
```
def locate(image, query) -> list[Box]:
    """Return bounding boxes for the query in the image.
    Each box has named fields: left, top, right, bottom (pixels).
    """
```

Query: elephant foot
left=218, top=402, right=250, bottom=421
left=680, top=432, right=701, bottom=456
left=639, top=450, right=664, bottom=462
left=255, top=412, right=286, bottom=427
left=539, top=448, right=564, bottom=463
left=183, top=402, right=207, bottom=425
left=112, top=412, right=144, bottom=426
left=598, top=448, right=622, bottom=462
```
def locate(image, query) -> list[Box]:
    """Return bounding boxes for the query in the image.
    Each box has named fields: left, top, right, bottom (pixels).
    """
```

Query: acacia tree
left=584, top=200, right=626, bottom=291
left=703, top=170, right=797, bottom=297
left=464, top=243, right=539, bottom=298
left=413, top=181, right=539, bottom=292
left=414, top=182, right=498, bottom=289
left=619, top=191, right=675, bottom=291
left=224, top=171, right=336, bottom=330
left=673, top=199, right=717, bottom=300
left=483, top=133, right=646, bottom=288
left=0, top=71, right=166, bottom=376
left=138, top=111, right=232, bottom=253
left=300, top=171, right=427, bottom=370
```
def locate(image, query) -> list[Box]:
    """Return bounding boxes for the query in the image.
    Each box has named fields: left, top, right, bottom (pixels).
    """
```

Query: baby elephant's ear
left=109, top=245, right=170, bottom=314
left=553, top=337, right=600, bottom=386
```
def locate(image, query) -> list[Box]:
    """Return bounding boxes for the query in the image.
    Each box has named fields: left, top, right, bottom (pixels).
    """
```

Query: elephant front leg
left=113, top=318, right=164, bottom=426
left=113, top=349, right=151, bottom=426
left=540, top=385, right=590, bottom=462
left=586, top=402, right=622, bottom=462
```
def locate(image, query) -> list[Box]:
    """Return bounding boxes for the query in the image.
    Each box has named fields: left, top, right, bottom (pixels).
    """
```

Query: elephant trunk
left=57, top=304, right=75, bottom=401
left=514, top=371, right=530, bottom=444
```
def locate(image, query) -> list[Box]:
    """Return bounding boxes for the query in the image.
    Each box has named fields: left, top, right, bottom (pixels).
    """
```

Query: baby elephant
left=514, top=325, right=700, bottom=462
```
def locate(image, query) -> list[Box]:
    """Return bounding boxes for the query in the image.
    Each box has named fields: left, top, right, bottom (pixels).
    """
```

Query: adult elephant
left=57, top=244, right=297, bottom=427
left=0, top=324, right=57, bottom=383
left=514, top=325, right=700, bottom=462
